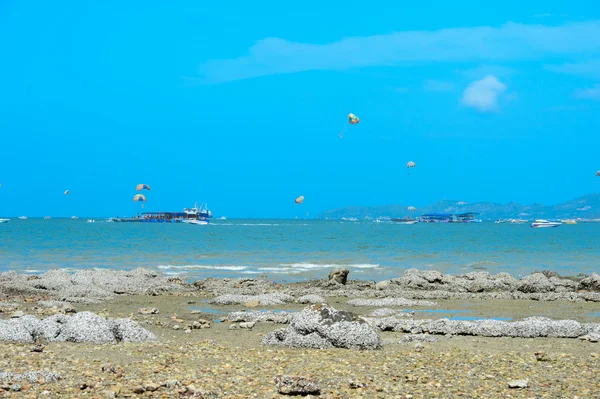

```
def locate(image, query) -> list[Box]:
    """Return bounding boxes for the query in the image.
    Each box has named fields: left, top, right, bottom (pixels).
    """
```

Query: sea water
left=1, top=218, right=598, bottom=282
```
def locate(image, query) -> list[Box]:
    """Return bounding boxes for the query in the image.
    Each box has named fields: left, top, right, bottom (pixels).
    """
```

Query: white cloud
left=196, top=21, right=600, bottom=84
left=574, top=84, right=600, bottom=100
left=461, top=75, right=507, bottom=112
left=424, top=80, right=455, bottom=92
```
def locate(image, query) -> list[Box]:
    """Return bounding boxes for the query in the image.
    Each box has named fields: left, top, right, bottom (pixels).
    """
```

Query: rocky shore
left=1, top=267, right=600, bottom=397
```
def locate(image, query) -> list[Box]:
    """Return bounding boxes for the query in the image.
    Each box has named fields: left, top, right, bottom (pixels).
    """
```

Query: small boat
left=44, top=216, right=51, bottom=220
left=182, top=219, right=208, bottom=225
left=18, top=216, right=27, bottom=220
left=495, top=220, right=506, bottom=224
left=391, top=218, right=418, bottom=225
left=531, top=220, right=562, bottom=228
left=0, top=218, right=9, bottom=224
left=509, top=219, right=528, bottom=224
left=220, top=216, right=227, bottom=220
left=71, top=216, right=78, bottom=220
left=87, top=219, right=95, bottom=223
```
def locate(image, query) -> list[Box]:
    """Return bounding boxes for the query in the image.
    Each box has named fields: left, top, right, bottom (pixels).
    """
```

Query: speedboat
left=0, top=218, right=9, bottom=224
left=71, top=216, right=78, bottom=220
left=530, top=220, right=561, bottom=228
left=18, top=216, right=27, bottom=220
left=391, top=218, right=418, bottom=225
left=182, top=219, right=208, bottom=225
left=44, top=216, right=51, bottom=220
left=87, top=219, right=95, bottom=223
left=560, top=219, right=577, bottom=225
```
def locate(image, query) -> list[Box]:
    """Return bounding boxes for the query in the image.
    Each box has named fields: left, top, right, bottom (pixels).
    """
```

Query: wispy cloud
left=461, top=75, right=507, bottom=112
left=545, top=60, right=600, bottom=78
left=533, top=13, right=553, bottom=18
left=424, top=80, right=455, bottom=92
left=574, top=84, right=600, bottom=100
left=196, top=21, right=600, bottom=84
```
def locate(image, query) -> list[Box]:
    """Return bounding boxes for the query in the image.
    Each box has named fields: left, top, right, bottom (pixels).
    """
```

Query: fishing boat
left=530, top=220, right=562, bottom=228
left=0, top=218, right=9, bottom=224
left=110, top=202, right=212, bottom=224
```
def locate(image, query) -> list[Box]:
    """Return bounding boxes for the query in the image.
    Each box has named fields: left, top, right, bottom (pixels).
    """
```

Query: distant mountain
left=315, top=194, right=600, bottom=220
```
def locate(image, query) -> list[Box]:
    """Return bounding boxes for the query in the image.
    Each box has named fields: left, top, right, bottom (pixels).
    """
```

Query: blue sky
left=0, top=0, right=599, bottom=218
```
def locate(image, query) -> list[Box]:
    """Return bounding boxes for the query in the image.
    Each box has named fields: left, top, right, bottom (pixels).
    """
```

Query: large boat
left=110, top=202, right=212, bottom=223
left=531, top=220, right=562, bottom=228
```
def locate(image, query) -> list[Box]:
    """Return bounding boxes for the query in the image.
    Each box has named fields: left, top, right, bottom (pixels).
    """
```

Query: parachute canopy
left=136, top=184, right=151, bottom=191
left=348, top=113, right=360, bottom=125
left=597, top=171, right=600, bottom=177
left=64, top=190, right=70, bottom=195
left=408, top=206, right=416, bottom=211
left=133, top=194, right=146, bottom=202
left=295, top=196, right=304, bottom=204
left=406, top=161, right=416, bottom=168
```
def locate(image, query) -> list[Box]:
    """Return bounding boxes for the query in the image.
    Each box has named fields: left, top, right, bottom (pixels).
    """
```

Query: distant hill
left=315, top=194, right=600, bottom=220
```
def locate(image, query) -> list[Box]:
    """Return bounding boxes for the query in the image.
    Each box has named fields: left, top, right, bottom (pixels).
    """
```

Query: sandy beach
left=1, top=268, right=599, bottom=398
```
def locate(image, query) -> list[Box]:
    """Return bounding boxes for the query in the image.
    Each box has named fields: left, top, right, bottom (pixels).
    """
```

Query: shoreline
left=1, top=268, right=600, bottom=397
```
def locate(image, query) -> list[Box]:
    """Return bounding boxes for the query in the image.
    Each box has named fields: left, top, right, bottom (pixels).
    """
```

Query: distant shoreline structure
left=315, top=193, right=600, bottom=221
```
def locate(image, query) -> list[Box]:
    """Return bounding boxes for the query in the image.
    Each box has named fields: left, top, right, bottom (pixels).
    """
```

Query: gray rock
left=274, top=375, right=320, bottom=395
left=508, top=379, right=529, bottom=389
left=239, top=321, right=256, bottom=329
left=208, top=293, right=294, bottom=306
left=517, top=273, right=555, bottom=293
left=262, top=304, right=382, bottom=350
left=367, top=308, right=397, bottom=317
left=0, top=311, right=155, bottom=343
left=328, top=268, right=349, bottom=285
left=296, top=294, right=325, bottom=304
left=228, top=311, right=294, bottom=324
left=0, top=268, right=189, bottom=303
left=372, top=316, right=600, bottom=339
left=51, top=312, right=116, bottom=344
left=398, top=334, right=442, bottom=344
left=0, top=371, right=61, bottom=384
left=110, top=318, right=157, bottom=342
left=579, top=333, right=600, bottom=342
left=375, top=280, right=391, bottom=290
left=579, top=273, right=600, bottom=291
left=347, top=298, right=438, bottom=307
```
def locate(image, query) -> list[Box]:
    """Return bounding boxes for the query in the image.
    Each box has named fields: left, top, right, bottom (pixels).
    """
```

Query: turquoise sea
left=1, top=219, right=598, bottom=282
